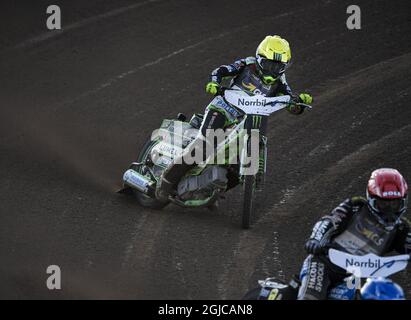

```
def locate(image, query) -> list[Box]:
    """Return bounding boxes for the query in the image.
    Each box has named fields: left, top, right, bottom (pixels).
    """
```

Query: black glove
left=304, top=239, right=324, bottom=255
left=287, top=95, right=304, bottom=115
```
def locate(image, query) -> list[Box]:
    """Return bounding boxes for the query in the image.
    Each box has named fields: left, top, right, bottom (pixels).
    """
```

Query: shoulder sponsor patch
left=213, top=97, right=241, bottom=117
left=224, top=64, right=237, bottom=72
left=245, top=56, right=256, bottom=65
left=232, top=60, right=245, bottom=69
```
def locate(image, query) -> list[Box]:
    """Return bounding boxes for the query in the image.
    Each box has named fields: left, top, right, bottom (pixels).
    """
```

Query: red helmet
left=366, top=168, right=408, bottom=229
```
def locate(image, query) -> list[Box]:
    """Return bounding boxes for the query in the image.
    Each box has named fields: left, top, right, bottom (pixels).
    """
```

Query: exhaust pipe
left=123, top=169, right=153, bottom=193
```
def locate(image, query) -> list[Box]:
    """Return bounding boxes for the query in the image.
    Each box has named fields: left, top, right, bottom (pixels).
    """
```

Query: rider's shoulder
left=279, top=73, right=288, bottom=84
left=349, top=196, right=367, bottom=207
left=331, top=196, right=365, bottom=216
left=244, top=56, right=256, bottom=65
left=337, top=196, right=367, bottom=208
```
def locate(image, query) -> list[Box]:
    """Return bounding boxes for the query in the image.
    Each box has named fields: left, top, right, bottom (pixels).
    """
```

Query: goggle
left=374, top=198, right=404, bottom=225
left=376, top=198, right=402, bottom=214
left=258, top=57, right=288, bottom=78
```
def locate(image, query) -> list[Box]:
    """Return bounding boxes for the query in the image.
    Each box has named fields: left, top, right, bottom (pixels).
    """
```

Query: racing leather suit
left=298, top=196, right=411, bottom=300
left=160, top=57, right=303, bottom=193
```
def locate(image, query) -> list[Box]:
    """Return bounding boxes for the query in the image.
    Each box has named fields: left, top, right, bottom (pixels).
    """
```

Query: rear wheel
left=242, top=174, right=256, bottom=229
left=133, top=139, right=169, bottom=210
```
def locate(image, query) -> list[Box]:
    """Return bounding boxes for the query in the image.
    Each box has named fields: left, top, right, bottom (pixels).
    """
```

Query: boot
left=156, top=161, right=197, bottom=200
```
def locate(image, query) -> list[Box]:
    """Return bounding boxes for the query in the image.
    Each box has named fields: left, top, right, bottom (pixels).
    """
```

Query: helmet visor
left=375, top=198, right=403, bottom=224
left=259, top=58, right=287, bottom=78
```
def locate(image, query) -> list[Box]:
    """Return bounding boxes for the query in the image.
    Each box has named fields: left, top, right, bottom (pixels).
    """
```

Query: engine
left=177, top=166, right=228, bottom=201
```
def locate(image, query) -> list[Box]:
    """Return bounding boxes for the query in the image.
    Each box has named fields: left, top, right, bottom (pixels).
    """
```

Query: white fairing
left=329, top=249, right=409, bottom=278
left=224, top=89, right=291, bottom=115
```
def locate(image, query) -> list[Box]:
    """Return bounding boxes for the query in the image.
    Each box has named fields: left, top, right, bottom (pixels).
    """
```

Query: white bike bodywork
left=121, top=88, right=307, bottom=222
left=222, top=90, right=293, bottom=176
left=328, top=249, right=410, bottom=278
left=224, top=89, right=292, bottom=116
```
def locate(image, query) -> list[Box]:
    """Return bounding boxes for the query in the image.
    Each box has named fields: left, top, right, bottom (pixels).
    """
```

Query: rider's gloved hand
left=298, top=93, right=313, bottom=105
left=205, top=81, right=220, bottom=95
left=288, top=96, right=304, bottom=115
left=304, top=239, right=324, bottom=255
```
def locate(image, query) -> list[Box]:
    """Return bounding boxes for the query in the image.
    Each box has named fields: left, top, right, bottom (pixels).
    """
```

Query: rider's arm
left=392, top=218, right=411, bottom=254
left=304, top=198, right=363, bottom=254
left=277, top=74, right=293, bottom=97
left=276, top=74, right=304, bottom=115
left=308, top=197, right=363, bottom=242
left=209, top=57, right=249, bottom=84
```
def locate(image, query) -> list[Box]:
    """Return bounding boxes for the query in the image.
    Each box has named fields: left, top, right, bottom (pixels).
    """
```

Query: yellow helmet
left=255, top=35, right=291, bottom=84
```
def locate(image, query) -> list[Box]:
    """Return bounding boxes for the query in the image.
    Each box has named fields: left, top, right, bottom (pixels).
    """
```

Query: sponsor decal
left=124, top=170, right=148, bottom=189
left=241, top=80, right=265, bottom=94
left=260, top=288, right=270, bottom=297
left=237, top=98, right=267, bottom=107
left=158, top=143, right=180, bottom=157
left=274, top=53, right=282, bottom=61
left=355, top=221, right=385, bottom=246
left=329, top=284, right=356, bottom=299
left=345, top=258, right=383, bottom=269
left=157, top=156, right=172, bottom=167
left=245, top=57, right=255, bottom=65
left=311, top=220, right=330, bottom=241
left=382, top=191, right=401, bottom=197
left=307, top=261, right=325, bottom=292
left=214, top=98, right=241, bottom=118
left=252, top=115, right=262, bottom=127
left=268, top=289, right=280, bottom=300
left=241, top=81, right=257, bottom=92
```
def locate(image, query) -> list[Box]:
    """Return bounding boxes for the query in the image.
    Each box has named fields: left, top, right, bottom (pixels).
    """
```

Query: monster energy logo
left=274, top=53, right=282, bottom=61
left=252, top=115, right=262, bottom=127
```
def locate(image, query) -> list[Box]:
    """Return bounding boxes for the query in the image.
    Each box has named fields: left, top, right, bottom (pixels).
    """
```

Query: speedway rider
left=157, top=35, right=313, bottom=199
left=298, top=168, right=411, bottom=300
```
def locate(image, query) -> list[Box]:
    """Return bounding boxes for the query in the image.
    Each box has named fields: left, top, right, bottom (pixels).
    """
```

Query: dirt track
left=1, top=0, right=410, bottom=299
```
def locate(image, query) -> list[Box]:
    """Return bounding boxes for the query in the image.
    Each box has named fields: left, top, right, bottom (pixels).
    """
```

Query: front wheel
left=242, top=174, right=256, bottom=229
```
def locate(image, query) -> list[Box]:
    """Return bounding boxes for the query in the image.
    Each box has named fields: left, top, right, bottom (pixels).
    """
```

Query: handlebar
left=216, top=86, right=230, bottom=96
left=297, top=102, right=313, bottom=110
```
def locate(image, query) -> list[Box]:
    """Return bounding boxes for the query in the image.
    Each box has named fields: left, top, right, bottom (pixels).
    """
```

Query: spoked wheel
left=242, top=174, right=256, bottom=229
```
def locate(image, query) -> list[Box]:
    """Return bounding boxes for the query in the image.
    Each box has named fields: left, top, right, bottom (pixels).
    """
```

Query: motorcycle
left=243, top=249, right=409, bottom=300
left=118, top=88, right=312, bottom=228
